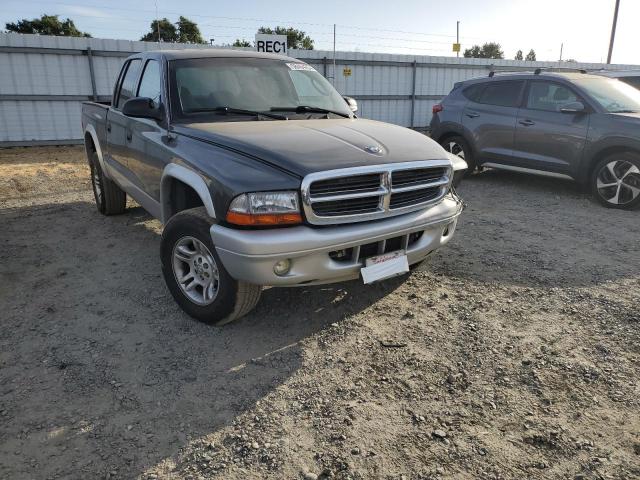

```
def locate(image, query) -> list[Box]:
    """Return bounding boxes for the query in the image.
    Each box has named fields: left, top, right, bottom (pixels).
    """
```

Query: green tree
left=257, top=26, right=314, bottom=50
left=5, top=14, right=91, bottom=37
left=141, top=18, right=177, bottom=42
left=514, top=49, right=523, bottom=61
left=463, top=42, right=504, bottom=59
left=233, top=39, right=252, bottom=47
left=176, top=16, right=204, bottom=44
left=525, top=49, right=537, bottom=61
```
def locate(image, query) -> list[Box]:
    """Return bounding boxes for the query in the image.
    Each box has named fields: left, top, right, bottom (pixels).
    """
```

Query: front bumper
left=211, top=195, right=463, bottom=287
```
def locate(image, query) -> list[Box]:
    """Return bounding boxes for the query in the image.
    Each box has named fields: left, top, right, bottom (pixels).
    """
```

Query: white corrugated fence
left=1, top=32, right=637, bottom=146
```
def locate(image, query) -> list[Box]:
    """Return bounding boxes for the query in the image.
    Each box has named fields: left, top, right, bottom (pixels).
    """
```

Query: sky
left=1, top=0, right=639, bottom=65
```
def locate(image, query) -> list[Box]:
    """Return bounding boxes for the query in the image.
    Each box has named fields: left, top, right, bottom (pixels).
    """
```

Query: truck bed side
left=81, top=101, right=109, bottom=151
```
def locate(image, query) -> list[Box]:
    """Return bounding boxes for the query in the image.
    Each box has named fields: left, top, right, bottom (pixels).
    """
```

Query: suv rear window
left=477, top=81, right=524, bottom=107
left=462, top=83, right=485, bottom=102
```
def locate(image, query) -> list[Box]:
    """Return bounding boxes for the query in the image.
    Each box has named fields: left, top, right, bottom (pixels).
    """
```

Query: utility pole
left=155, top=0, right=161, bottom=42
left=333, top=24, right=336, bottom=84
left=607, top=0, right=620, bottom=64
left=559, top=42, right=563, bottom=62
left=456, top=21, right=460, bottom=58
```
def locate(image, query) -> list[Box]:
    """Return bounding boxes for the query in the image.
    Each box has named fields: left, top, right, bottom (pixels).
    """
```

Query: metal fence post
left=322, top=56, right=328, bottom=78
left=86, top=47, right=98, bottom=101
left=410, top=60, right=417, bottom=128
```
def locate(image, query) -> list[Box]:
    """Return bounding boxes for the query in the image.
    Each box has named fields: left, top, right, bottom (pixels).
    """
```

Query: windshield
left=573, top=77, right=640, bottom=113
left=169, top=57, right=352, bottom=121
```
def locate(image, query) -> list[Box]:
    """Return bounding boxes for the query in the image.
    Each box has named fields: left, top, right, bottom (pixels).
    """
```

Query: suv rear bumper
left=210, top=195, right=463, bottom=286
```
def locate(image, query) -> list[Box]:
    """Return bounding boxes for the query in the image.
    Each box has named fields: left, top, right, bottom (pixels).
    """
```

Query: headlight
left=226, top=191, right=302, bottom=226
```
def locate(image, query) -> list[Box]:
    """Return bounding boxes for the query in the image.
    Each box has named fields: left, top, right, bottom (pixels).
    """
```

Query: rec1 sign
left=255, top=34, right=288, bottom=56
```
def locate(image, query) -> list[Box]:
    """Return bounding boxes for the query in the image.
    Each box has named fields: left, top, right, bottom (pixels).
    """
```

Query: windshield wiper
left=270, top=105, right=351, bottom=118
left=183, top=106, right=288, bottom=120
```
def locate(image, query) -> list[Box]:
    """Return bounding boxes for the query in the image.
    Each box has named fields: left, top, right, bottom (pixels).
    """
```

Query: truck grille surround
left=301, top=161, right=452, bottom=225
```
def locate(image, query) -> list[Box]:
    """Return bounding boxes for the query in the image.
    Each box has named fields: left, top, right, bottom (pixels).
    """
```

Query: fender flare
left=84, top=124, right=111, bottom=179
left=160, top=164, right=216, bottom=224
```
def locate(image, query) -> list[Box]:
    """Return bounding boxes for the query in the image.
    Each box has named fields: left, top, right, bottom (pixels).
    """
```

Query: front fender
left=160, top=164, right=216, bottom=224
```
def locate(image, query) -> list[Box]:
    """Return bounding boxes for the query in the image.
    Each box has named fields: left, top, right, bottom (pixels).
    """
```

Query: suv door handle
left=519, top=119, right=535, bottom=126
left=465, top=112, right=480, bottom=118
left=106, top=122, right=111, bottom=133
left=126, top=130, right=132, bottom=142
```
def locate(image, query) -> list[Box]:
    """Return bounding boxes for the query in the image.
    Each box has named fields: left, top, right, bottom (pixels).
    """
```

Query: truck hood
left=172, top=118, right=449, bottom=177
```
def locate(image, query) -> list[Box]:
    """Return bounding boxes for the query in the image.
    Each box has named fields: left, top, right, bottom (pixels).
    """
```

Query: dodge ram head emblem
left=364, top=145, right=382, bottom=154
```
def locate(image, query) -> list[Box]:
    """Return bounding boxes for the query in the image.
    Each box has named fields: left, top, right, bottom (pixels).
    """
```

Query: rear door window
left=463, top=83, right=485, bottom=102
left=526, top=81, right=578, bottom=112
left=116, top=59, right=142, bottom=109
left=477, top=81, right=524, bottom=107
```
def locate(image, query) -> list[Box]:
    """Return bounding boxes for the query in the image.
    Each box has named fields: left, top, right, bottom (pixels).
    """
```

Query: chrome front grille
left=301, top=161, right=451, bottom=225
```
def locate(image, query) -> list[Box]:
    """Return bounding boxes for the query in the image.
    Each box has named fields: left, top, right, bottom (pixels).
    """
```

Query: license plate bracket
left=361, top=250, right=409, bottom=284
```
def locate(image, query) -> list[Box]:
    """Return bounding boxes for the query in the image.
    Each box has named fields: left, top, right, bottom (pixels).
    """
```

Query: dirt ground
left=0, top=146, right=638, bottom=480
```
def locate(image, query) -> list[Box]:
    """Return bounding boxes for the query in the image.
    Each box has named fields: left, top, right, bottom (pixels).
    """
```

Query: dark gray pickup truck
left=82, top=49, right=466, bottom=325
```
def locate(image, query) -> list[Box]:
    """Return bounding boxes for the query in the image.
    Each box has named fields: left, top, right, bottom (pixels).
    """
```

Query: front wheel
left=590, top=153, right=640, bottom=209
left=440, top=135, right=476, bottom=173
left=160, top=207, right=262, bottom=326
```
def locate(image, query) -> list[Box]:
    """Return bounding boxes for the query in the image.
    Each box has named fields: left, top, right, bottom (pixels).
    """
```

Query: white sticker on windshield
left=286, top=62, right=316, bottom=71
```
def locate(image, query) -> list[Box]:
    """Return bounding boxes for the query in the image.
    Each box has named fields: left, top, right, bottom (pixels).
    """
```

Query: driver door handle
left=519, top=119, right=535, bottom=126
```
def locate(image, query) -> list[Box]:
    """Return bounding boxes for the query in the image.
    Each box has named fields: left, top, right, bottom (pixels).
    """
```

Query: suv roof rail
left=487, top=69, right=528, bottom=77
left=487, top=67, right=588, bottom=78
left=533, top=67, right=588, bottom=74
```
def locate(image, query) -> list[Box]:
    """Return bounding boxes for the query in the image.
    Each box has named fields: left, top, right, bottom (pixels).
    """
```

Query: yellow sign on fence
left=343, top=67, right=352, bottom=77
left=452, top=43, right=461, bottom=53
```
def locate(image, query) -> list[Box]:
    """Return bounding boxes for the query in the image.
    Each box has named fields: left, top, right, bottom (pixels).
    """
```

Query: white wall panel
left=1, top=33, right=638, bottom=144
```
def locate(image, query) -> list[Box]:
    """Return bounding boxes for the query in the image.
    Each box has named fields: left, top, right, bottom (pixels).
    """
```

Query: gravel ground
left=0, top=146, right=638, bottom=480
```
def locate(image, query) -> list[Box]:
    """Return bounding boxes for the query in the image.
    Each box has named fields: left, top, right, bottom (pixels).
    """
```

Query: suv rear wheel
left=440, top=135, right=476, bottom=173
left=160, top=207, right=262, bottom=325
left=591, top=153, right=640, bottom=209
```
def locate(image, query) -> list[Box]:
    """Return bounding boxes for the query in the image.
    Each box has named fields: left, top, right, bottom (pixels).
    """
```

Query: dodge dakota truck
left=82, top=49, right=466, bottom=325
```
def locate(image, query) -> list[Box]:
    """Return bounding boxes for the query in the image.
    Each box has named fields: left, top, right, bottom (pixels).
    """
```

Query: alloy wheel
left=171, top=236, right=220, bottom=306
left=445, top=141, right=465, bottom=160
left=596, top=160, right=640, bottom=206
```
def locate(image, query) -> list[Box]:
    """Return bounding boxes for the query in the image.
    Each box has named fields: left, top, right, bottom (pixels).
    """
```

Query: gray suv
left=430, top=69, right=640, bottom=209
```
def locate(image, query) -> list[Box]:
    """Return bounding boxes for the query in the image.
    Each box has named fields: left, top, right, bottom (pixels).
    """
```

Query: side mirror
left=122, top=97, right=164, bottom=121
left=343, top=96, right=358, bottom=113
left=560, top=101, right=586, bottom=114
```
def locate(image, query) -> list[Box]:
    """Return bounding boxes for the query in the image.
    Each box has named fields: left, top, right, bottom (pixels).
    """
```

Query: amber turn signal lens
left=226, top=211, right=302, bottom=226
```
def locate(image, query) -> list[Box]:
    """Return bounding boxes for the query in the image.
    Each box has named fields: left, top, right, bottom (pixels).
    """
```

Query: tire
left=440, top=135, right=476, bottom=173
left=160, top=207, right=262, bottom=326
left=590, top=153, right=640, bottom=210
left=88, top=150, right=126, bottom=215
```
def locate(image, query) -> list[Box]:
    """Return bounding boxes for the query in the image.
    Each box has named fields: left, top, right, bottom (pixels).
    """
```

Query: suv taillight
left=432, top=104, right=443, bottom=114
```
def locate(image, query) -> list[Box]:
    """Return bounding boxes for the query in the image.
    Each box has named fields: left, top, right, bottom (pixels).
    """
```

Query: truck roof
left=137, top=48, right=297, bottom=62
